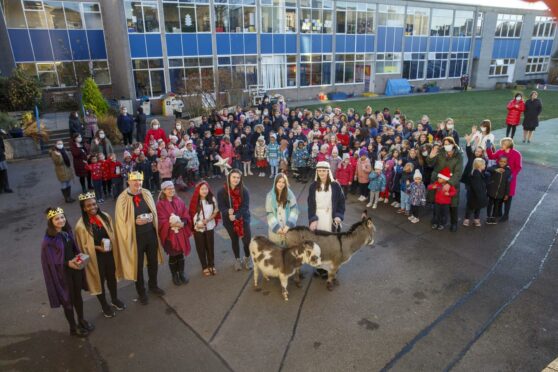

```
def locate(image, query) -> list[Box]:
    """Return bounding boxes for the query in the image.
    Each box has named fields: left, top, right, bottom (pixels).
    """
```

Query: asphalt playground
left=0, top=120, right=557, bottom=372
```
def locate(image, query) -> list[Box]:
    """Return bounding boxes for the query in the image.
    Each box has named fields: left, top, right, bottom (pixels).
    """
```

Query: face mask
left=481, top=127, right=487, bottom=132
left=444, top=145, right=453, bottom=152
left=447, top=125, right=454, bottom=130
left=263, top=110, right=268, bottom=116
left=154, top=125, right=160, bottom=130
left=122, top=110, right=127, bottom=115
left=176, top=125, right=181, bottom=130
left=99, top=133, right=105, bottom=139
left=76, top=137, right=82, bottom=143
left=515, top=96, right=521, bottom=101
left=422, top=151, right=428, bottom=156
left=56, top=144, right=64, bottom=150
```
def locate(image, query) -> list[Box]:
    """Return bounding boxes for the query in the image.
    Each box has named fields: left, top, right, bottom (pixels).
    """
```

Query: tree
left=6, top=67, right=42, bottom=111
left=81, top=77, right=109, bottom=116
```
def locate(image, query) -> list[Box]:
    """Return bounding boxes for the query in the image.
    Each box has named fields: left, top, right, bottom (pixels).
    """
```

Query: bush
left=21, top=111, right=49, bottom=143
left=82, top=77, right=109, bottom=116
left=97, top=114, right=122, bottom=145
left=0, top=112, right=19, bottom=132
left=5, top=67, right=42, bottom=111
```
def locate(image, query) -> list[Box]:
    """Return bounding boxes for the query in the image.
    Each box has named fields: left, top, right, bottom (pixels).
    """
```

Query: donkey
left=285, top=213, right=375, bottom=290
left=250, top=236, right=321, bottom=301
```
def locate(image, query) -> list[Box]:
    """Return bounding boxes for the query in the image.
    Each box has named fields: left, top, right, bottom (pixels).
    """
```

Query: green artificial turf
left=305, top=89, right=558, bottom=134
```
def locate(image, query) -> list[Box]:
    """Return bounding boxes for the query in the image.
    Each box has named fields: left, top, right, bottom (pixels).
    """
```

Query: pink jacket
left=157, top=157, right=173, bottom=179
left=487, top=147, right=522, bottom=196
left=220, top=142, right=234, bottom=165
left=356, top=158, right=372, bottom=184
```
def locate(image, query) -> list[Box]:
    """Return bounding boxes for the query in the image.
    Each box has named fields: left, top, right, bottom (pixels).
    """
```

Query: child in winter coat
left=307, top=144, right=318, bottom=180
left=196, top=139, right=209, bottom=178
left=121, top=151, right=135, bottom=183
left=293, top=140, right=309, bottom=182
left=356, top=148, right=372, bottom=202
left=463, top=158, right=488, bottom=227
left=147, top=147, right=159, bottom=193
left=408, top=170, right=426, bottom=223
left=239, top=137, right=253, bottom=176
left=398, top=162, right=415, bottom=215
left=108, top=153, right=123, bottom=199
left=157, top=149, right=173, bottom=183
left=267, top=134, right=280, bottom=179
left=254, top=136, right=268, bottom=177
left=336, top=153, right=353, bottom=195
left=486, top=157, right=512, bottom=225
left=99, top=152, right=112, bottom=198
left=135, top=152, right=153, bottom=191
left=317, top=144, right=328, bottom=162
left=428, top=167, right=457, bottom=230
left=367, top=161, right=386, bottom=209
left=328, top=147, right=342, bottom=176
left=86, top=153, right=104, bottom=202
left=183, top=140, right=199, bottom=187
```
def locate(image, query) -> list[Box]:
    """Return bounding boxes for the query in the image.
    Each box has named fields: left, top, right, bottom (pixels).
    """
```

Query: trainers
left=102, top=305, right=116, bottom=318
left=242, top=257, right=252, bottom=270
left=393, top=202, right=400, bottom=208
left=233, top=258, right=242, bottom=271
left=396, top=209, right=404, bottom=214
left=431, top=224, right=438, bottom=229
left=357, top=195, right=365, bottom=202
left=437, top=225, right=444, bottom=230
left=366, top=202, right=373, bottom=208
left=408, top=215, right=414, bottom=221
left=78, top=319, right=95, bottom=332
left=378, top=197, right=384, bottom=202
left=149, top=287, right=166, bottom=296
left=391, top=201, right=397, bottom=206
left=474, top=219, right=481, bottom=227
left=372, top=204, right=377, bottom=209
left=70, top=326, right=89, bottom=338
left=463, top=219, right=470, bottom=227
left=384, top=199, right=389, bottom=204
left=411, top=217, right=420, bottom=224
left=111, top=299, right=127, bottom=311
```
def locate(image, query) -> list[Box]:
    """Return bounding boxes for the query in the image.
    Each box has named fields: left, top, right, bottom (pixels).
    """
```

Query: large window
left=335, top=53, right=365, bottom=84
left=261, top=55, right=296, bottom=88
left=453, top=10, right=473, bottom=36
left=82, top=3, right=102, bottom=29
left=261, top=0, right=295, bottom=33
left=43, top=1, right=66, bottom=29
left=403, top=53, right=426, bottom=80
left=216, top=55, right=257, bottom=90
left=533, top=16, right=556, bottom=38
left=475, top=11, right=483, bottom=36
left=301, top=0, right=332, bottom=34
left=215, top=0, right=255, bottom=33
left=23, top=0, right=48, bottom=28
left=17, top=60, right=110, bottom=87
left=377, top=4, right=403, bottom=27
left=430, top=9, right=452, bottom=36
left=376, top=53, right=401, bottom=74
left=427, top=52, right=448, bottom=79
left=1, top=0, right=27, bottom=28
left=526, top=57, right=550, bottom=74
left=125, top=1, right=159, bottom=33
left=489, top=58, right=515, bottom=76
left=405, top=7, right=429, bottom=36
left=132, top=58, right=165, bottom=97
left=448, top=52, right=468, bottom=77
left=495, top=14, right=523, bottom=38
left=163, top=2, right=210, bottom=33
left=169, top=56, right=214, bottom=94
left=299, top=54, right=331, bottom=86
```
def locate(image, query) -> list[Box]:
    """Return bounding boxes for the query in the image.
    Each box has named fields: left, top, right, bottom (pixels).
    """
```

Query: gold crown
left=78, top=191, right=96, bottom=201
left=46, top=207, right=64, bottom=220
left=128, top=171, right=144, bottom=181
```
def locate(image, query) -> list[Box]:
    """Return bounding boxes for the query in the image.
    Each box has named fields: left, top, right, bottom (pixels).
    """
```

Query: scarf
left=228, top=185, right=244, bottom=237
left=89, top=215, right=103, bottom=228
left=189, top=182, right=221, bottom=226
left=60, top=148, right=71, bottom=168
left=133, top=194, right=142, bottom=207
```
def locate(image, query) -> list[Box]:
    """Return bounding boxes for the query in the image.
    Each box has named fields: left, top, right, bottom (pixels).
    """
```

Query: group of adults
left=505, top=90, right=543, bottom=143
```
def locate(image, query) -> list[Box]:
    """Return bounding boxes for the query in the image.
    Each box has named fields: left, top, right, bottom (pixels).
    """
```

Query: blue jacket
left=217, top=186, right=251, bottom=226
left=368, top=172, right=386, bottom=192
left=117, top=114, right=134, bottom=134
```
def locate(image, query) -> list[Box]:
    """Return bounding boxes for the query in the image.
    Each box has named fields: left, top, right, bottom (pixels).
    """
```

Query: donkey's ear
left=361, top=210, right=368, bottom=220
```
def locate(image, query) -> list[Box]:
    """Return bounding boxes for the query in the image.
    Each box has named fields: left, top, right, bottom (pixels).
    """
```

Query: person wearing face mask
left=426, top=137, right=463, bottom=232
left=522, top=91, right=542, bottom=144
left=443, top=118, right=460, bottom=145
left=69, top=111, right=83, bottom=138
left=505, top=93, right=525, bottom=139
left=90, top=130, right=114, bottom=158
left=134, top=107, right=147, bottom=143
left=117, top=106, right=134, bottom=146
left=70, top=133, right=93, bottom=193
left=144, top=119, right=168, bottom=148
left=471, top=120, right=494, bottom=152
left=50, top=140, right=76, bottom=203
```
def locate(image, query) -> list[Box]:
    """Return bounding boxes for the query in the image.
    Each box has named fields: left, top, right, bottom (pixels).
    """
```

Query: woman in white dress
left=307, top=161, right=345, bottom=232
left=265, top=173, right=299, bottom=246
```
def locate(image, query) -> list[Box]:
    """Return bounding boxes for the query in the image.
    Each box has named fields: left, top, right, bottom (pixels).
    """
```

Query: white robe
left=315, top=188, right=333, bottom=232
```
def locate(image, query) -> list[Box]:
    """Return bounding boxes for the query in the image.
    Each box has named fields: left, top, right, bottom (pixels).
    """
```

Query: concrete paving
left=1, top=120, right=558, bottom=372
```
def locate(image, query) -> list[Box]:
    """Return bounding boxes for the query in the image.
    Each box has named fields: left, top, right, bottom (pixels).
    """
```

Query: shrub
left=82, top=77, right=109, bottom=116
left=6, top=67, right=42, bottom=111
left=21, top=111, right=49, bottom=143
left=97, top=114, right=122, bottom=145
left=0, top=112, right=19, bottom=131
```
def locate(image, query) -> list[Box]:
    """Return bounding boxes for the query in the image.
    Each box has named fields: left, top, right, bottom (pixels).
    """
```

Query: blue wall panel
left=345, top=35, right=356, bottom=53
left=311, top=35, right=321, bottom=53
left=29, top=30, right=53, bottom=61
left=429, top=36, right=450, bottom=52
left=301, top=34, right=311, bottom=54
left=451, top=37, right=471, bottom=52
left=69, top=30, right=89, bottom=60
left=8, top=29, right=34, bottom=62
left=129, top=34, right=146, bottom=58
left=335, top=34, right=345, bottom=53
left=197, top=34, right=212, bottom=55
left=394, top=27, right=404, bottom=52
left=87, top=30, right=107, bottom=59
left=377, top=27, right=386, bottom=52
left=261, top=34, right=272, bottom=54
left=145, top=34, right=162, bottom=57
left=365, top=35, right=374, bottom=52
left=245, top=34, right=257, bottom=54
left=230, top=34, right=244, bottom=54
left=50, top=30, right=72, bottom=60
left=404, top=36, right=427, bottom=53
left=492, top=38, right=521, bottom=59
left=473, top=37, right=482, bottom=59
left=182, top=34, right=198, bottom=56
left=322, top=34, right=332, bottom=53
left=273, top=34, right=285, bottom=53
left=385, top=27, right=395, bottom=51
left=356, top=35, right=366, bottom=53
left=166, top=34, right=182, bottom=56
left=545, top=40, right=553, bottom=55
left=286, top=34, right=297, bottom=53
left=216, top=33, right=231, bottom=55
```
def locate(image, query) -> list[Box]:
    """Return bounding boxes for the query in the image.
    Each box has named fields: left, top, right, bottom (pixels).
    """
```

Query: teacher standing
left=308, top=161, right=345, bottom=232
left=522, top=91, right=542, bottom=144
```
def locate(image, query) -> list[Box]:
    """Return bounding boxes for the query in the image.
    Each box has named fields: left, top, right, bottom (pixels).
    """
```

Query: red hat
left=437, top=167, right=452, bottom=181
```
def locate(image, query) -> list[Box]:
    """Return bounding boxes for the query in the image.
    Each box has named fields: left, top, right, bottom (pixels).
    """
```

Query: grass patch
left=305, top=89, right=558, bottom=134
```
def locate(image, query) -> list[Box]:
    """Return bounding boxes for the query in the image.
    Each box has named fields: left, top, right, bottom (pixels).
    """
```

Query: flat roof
left=419, top=0, right=549, bottom=10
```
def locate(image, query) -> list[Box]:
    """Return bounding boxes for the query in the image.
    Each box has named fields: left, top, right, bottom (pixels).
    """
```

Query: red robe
left=156, top=197, right=192, bottom=256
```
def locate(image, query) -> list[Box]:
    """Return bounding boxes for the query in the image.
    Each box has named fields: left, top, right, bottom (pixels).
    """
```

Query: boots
left=169, top=260, right=181, bottom=286
left=0, top=170, right=13, bottom=193
left=177, top=257, right=189, bottom=284
left=62, top=187, right=75, bottom=203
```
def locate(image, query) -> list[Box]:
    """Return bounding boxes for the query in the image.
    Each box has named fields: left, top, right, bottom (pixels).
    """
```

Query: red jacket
left=335, top=163, right=353, bottom=186
left=101, top=159, right=112, bottom=181
left=86, top=162, right=104, bottom=181
left=144, top=128, right=168, bottom=146
left=336, top=133, right=350, bottom=148
left=428, top=181, right=457, bottom=205
left=505, top=99, right=525, bottom=126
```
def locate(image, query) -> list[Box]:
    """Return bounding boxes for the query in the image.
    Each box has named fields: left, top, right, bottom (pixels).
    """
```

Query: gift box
left=75, top=253, right=90, bottom=270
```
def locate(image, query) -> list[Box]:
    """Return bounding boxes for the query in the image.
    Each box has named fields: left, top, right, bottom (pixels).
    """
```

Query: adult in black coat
left=0, top=132, right=13, bottom=193
left=463, top=162, right=488, bottom=226
left=68, top=111, right=83, bottom=137
left=116, top=106, right=134, bottom=146
left=135, top=107, right=147, bottom=143
left=522, top=91, right=542, bottom=144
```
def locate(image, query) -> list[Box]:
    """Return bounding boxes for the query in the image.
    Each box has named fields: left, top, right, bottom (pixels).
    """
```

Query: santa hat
left=413, top=169, right=423, bottom=179
left=437, top=167, right=452, bottom=181
left=374, top=160, right=383, bottom=170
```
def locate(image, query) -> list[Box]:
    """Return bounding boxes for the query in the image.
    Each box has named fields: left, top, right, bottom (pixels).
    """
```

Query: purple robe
left=41, top=232, right=86, bottom=309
